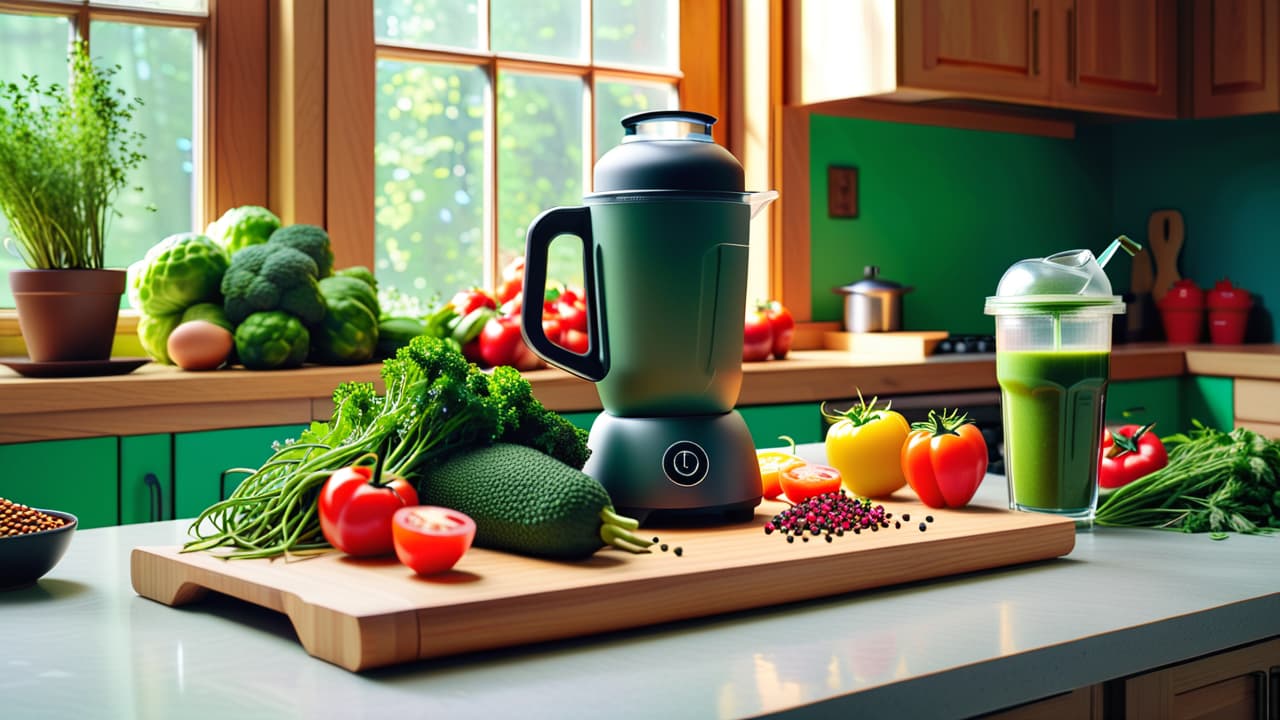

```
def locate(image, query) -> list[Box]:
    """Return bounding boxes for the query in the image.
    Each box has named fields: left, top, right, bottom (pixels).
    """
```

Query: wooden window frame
left=315, top=0, right=729, bottom=292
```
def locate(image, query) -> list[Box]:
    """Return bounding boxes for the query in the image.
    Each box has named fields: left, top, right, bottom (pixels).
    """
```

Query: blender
left=521, top=110, right=776, bottom=525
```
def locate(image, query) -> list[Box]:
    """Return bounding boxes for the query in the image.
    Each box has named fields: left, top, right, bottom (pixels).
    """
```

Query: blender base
left=582, top=410, right=763, bottom=527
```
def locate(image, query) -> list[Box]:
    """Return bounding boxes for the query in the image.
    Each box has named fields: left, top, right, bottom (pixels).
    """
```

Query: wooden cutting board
left=131, top=499, right=1075, bottom=672
left=824, top=331, right=949, bottom=357
left=1148, top=209, right=1185, bottom=301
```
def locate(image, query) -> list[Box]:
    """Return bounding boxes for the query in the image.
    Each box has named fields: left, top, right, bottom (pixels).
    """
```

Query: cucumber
left=419, top=443, right=652, bottom=560
left=376, top=316, right=426, bottom=359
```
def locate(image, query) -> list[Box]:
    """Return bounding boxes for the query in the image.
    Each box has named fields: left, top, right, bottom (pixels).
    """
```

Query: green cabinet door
left=173, top=424, right=308, bottom=519
left=0, top=438, right=118, bottom=529
left=739, top=403, right=823, bottom=447
left=120, top=434, right=173, bottom=525
left=1106, top=378, right=1183, bottom=432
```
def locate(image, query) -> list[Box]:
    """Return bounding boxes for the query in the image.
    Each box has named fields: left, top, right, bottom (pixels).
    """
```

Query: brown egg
left=167, top=320, right=234, bottom=371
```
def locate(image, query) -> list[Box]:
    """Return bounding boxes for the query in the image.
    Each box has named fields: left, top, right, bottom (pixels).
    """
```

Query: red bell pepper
left=1099, top=423, right=1168, bottom=490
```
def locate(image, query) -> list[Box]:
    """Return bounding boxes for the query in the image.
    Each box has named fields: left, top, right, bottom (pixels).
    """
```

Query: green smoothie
left=996, top=350, right=1109, bottom=513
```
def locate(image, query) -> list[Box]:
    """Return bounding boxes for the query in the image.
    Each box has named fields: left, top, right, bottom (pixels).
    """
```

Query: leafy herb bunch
left=0, top=40, right=147, bottom=270
left=1096, top=421, right=1280, bottom=538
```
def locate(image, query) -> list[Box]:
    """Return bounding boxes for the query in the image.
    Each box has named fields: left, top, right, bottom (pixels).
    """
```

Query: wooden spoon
left=1148, top=209, right=1184, bottom=301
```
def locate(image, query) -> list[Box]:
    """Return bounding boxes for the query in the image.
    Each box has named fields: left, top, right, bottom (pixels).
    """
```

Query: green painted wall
left=808, top=112, right=1280, bottom=340
left=1110, top=113, right=1280, bottom=341
left=808, top=114, right=1113, bottom=334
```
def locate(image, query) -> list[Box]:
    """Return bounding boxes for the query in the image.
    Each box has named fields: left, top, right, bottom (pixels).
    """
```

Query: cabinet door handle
left=1030, top=8, right=1040, bottom=76
left=143, top=472, right=163, bottom=523
left=219, top=468, right=254, bottom=501
left=1269, top=667, right=1278, bottom=720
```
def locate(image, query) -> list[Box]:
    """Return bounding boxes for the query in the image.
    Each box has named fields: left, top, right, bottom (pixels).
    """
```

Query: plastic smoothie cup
left=985, top=248, right=1127, bottom=526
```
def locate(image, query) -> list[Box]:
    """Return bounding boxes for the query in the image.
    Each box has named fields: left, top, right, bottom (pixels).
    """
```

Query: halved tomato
left=757, top=450, right=806, bottom=500
left=780, top=463, right=843, bottom=503
left=392, top=506, right=477, bottom=576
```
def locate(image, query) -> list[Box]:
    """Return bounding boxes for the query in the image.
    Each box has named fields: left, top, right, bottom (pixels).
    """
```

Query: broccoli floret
left=269, top=224, right=334, bottom=278
left=221, top=243, right=326, bottom=325
left=486, top=364, right=591, bottom=469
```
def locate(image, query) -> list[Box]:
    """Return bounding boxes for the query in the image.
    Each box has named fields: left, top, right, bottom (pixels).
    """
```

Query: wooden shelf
left=0, top=343, right=1208, bottom=444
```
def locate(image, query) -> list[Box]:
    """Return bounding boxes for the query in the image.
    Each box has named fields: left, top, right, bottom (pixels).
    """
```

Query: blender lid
left=592, top=110, right=745, bottom=194
left=985, top=248, right=1124, bottom=314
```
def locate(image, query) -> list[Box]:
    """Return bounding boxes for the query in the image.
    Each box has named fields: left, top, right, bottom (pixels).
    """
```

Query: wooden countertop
left=0, top=343, right=1270, bottom=444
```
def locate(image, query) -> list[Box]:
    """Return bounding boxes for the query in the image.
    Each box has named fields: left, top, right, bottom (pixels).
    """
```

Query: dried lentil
left=0, top=497, right=67, bottom=537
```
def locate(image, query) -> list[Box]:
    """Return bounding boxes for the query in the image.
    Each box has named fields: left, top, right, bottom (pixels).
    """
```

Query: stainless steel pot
left=833, top=266, right=913, bottom=332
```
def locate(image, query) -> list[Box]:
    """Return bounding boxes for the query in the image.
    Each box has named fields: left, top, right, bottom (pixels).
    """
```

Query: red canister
left=1158, top=279, right=1204, bottom=344
left=1206, top=279, right=1252, bottom=344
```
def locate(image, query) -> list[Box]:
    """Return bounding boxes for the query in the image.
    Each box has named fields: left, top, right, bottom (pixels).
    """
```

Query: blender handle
left=521, top=206, right=608, bottom=383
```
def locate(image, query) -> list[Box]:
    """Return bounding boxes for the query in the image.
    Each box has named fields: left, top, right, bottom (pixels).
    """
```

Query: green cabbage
left=128, top=233, right=229, bottom=317
left=206, top=206, right=281, bottom=256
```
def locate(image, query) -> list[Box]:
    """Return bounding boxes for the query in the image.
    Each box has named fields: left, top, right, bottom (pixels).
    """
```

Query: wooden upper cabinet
left=1050, top=0, right=1179, bottom=117
left=786, top=0, right=1179, bottom=117
left=1192, top=0, right=1280, bottom=118
left=899, top=0, right=1051, bottom=101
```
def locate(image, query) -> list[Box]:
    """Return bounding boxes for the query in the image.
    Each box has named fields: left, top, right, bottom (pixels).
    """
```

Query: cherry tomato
left=822, top=393, right=910, bottom=498
left=392, top=505, right=476, bottom=576
left=318, top=461, right=418, bottom=557
left=901, top=409, right=988, bottom=509
left=743, top=308, right=773, bottom=362
left=479, top=315, right=540, bottom=369
left=450, top=287, right=496, bottom=316
left=496, top=277, right=522, bottom=304
left=780, top=463, right=843, bottom=503
left=761, top=300, right=795, bottom=359
left=557, top=328, right=589, bottom=355
left=556, top=296, right=588, bottom=334
left=500, top=255, right=525, bottom=283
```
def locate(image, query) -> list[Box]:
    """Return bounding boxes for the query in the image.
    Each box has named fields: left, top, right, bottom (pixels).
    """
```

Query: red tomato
left=743, top=308, right=773, bottom=362
left=556, top=298, right=588, bottom=334
left=557, top=328, right=589, bottom=354
left=501, top=255, right=525, bottom=282
left=496, top=277, right=522, bottom=304
left=761, top=300, right=795, bottom=359
left=450, top=288, right=496, bottom=316
left=479, top=315, right=540, bottom=369
left=901, top=410, right=988, bottom=509
left=319, top=463, right=418, bottom=557
left=1099, top=423, right=1167, bottom=490
left=780, top=463, right=843, bottom=503
left=392, top=505, right=476, bottom=576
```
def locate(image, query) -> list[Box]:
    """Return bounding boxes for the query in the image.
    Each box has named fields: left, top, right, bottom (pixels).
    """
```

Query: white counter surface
left=3, top=446, right=1278, bottom=719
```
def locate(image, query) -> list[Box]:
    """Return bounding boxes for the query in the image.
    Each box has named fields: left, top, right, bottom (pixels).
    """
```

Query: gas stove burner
left=935, top=335, right=996, bottom=354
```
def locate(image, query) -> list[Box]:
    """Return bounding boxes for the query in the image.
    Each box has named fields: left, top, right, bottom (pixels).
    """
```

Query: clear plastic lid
left=985, top=248, right=1125, bottom=315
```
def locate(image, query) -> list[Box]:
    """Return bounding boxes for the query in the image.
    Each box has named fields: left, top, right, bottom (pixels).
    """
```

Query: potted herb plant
left=0, top=40, right=147, bottom=363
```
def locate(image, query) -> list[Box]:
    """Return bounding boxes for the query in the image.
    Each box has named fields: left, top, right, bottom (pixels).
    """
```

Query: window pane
left=375, top=59, right=488, bottom=296
left=375, top=0, right=480, bottom=51
left=90, top=21, right=197, bottom=285
left=497, top=71, right=584, bottom=285
left=491, top=0, right=584, bottom=62
left=593, top=0, right=678, bottom=70
left=0, top=13, right=73, bottom=306
left=595, top=78, right=677, bottom=160
left=89, top=0, right=208, bottom=16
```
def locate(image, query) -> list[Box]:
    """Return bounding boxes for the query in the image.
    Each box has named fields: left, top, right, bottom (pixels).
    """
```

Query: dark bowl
left=0, top=509, right=77, bottom=590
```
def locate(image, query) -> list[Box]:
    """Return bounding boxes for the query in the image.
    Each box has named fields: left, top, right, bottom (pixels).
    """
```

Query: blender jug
left=521, top=110, right=776, bottom=524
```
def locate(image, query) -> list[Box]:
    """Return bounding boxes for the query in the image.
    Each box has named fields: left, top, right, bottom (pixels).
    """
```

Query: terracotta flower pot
left=10, top=268, right=127, bottom=362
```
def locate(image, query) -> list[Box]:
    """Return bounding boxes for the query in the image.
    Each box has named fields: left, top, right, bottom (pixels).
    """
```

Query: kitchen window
left=371, top=0, right=684, bottom=297
left=0, top=0, right=209, bottom=308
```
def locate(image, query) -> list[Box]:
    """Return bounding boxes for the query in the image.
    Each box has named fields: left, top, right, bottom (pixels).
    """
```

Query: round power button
left=662, top=441, right=709, bottom=486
